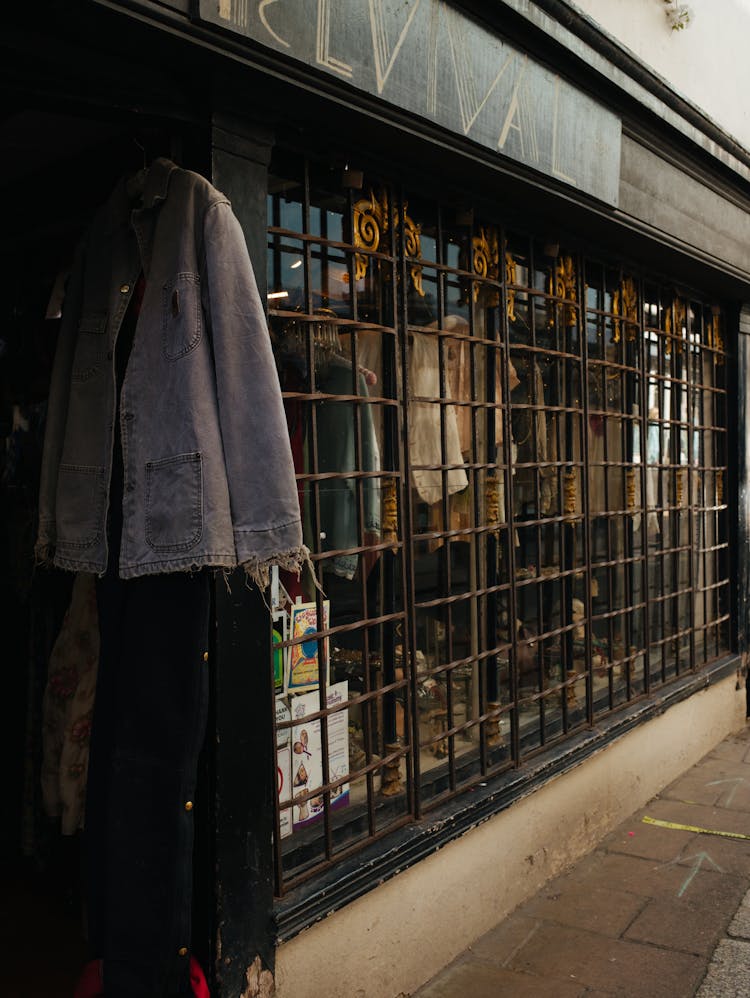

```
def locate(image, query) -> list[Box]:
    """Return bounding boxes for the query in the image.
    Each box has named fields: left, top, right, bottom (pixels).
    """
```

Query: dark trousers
left=86, top=566, right=210, bottom=997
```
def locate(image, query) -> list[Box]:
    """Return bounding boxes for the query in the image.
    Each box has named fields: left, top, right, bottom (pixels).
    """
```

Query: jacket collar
left=140, top=157, right=178, bottom=210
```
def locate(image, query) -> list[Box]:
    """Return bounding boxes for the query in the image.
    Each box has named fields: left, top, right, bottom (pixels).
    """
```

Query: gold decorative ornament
left=382, top=478, right=399, bottom=546
left=664, top=297, right=686, bottom=356
left=612, top=276, right=638, bottom=343
left=626, top=468, right=636, bottom=510
left=485, top=474, right=500, bottom=531
left=675, top=468, right=685, bottom=505
left=547, top=255, right=577, bottom=328
left=711, top=311, right=725, bottom=363
left=352, top=188, right=425, bottom=296
left=467, top=226, right=500, bottom=304
left=505, top=251, right=518, bottom=323
left=563, top=471, right=577, bottom=516
left=353, top=189, right=385, bottom=282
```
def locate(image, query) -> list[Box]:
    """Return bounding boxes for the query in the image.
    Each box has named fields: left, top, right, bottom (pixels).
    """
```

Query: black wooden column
left=209, top=115, right=277, bottom=996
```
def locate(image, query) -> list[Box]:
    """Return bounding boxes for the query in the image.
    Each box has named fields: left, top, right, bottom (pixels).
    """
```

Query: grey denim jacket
left=36, top=158, right=306, bottom=585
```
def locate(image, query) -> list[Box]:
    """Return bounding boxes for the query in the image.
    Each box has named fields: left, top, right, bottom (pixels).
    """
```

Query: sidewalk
left=414, top=724, right=750, bottom=998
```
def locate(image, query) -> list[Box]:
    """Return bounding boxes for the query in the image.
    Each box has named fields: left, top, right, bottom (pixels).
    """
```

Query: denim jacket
left=36, top=158, right=306, bottom=585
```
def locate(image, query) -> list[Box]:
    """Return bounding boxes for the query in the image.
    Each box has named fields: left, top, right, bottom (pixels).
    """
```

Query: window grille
left=265, top=152, right=730, bottom=894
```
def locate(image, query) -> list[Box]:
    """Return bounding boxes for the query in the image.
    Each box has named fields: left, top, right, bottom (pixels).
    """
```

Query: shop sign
left=198, top=0, right=621, bottom=206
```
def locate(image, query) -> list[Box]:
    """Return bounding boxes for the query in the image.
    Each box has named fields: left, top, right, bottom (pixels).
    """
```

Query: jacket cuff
left=35, top=522, right=56, bottom=567
left=240, top=544, right=312, bottom=591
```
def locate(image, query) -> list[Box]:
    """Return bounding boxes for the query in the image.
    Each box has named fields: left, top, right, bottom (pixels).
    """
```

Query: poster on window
left=291, top=681, right=349, bottom=829
left=287, top=599, right=330, bottom=693
left=272, top=608, right=288, bottom=695
left=276, top=698, right=293, bottom=839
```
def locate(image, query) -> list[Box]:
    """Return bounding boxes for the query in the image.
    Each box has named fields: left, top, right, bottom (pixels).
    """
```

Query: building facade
left=3, top=1, right=750, bottom=995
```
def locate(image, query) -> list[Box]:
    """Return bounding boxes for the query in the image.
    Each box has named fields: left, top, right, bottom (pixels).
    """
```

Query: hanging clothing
left=445, top=328, right=519, bottom=454
left=316, top=355, right=381, bottom=579
left=512, top=359, right=557, bottom=512
left=41, top=572, right=99, bottom=835
left=36, top=157, right=304, bottom=587
left=88, top=560, right=210, bottom=998
left=408, top=332, right=468, bottom=504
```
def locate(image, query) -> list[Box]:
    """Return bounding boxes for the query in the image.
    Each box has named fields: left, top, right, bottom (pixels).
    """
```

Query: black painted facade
left=3, top=2, right=749, bottom=994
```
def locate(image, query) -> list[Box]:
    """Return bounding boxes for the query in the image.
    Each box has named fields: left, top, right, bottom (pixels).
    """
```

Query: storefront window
left=266, top=151, right=730, bottom=893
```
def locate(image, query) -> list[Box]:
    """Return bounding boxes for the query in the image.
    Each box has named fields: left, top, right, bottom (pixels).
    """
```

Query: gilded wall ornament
left=711, top=312, right=725, bottom=363
left=469, top=226, right=500, bottom=304
left=505, top=251, right=518, bottom=323
left=664, top=297, right=686, bottom=356
left=547, top=255, right=577, bottom=327
left=612, top=276, right=638, bottom=343
left=352, top=189, right=425, bottom=296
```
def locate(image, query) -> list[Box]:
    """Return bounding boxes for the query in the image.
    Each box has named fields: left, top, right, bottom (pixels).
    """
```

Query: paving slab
left=521, top=881, right=647, bottom=937
left=706, top=733, right=750, bottom=762
left=660, top=756, right=750, bottom=808
left=603, top=816, right=697, bottom=863
left=506, top=922, right=705, bottom=998
left=572, top=850, right=694, bottom=901
left=469, top=914, right=542, bottom=964
left=414, top=958, right=585, bottom=998
left=623, top=868, right=746, bottom=955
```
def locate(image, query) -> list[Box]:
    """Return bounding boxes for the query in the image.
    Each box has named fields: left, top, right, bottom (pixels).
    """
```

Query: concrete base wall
left=275, top=675, right=746, bottom=998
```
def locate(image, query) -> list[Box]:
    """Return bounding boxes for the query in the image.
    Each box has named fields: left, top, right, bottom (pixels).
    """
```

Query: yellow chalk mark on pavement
left=642, top=815, right=750, bottom=840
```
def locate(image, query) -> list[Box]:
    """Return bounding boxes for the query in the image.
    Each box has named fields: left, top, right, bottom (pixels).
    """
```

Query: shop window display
left=266, top=151, right=730, bottom=893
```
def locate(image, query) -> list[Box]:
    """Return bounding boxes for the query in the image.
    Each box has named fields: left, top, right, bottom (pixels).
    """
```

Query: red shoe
left=189, top=956, right=210, bottom=998
left=73, top=960, right=104, bottom=998
left=73, top=954, right=207, bottom=997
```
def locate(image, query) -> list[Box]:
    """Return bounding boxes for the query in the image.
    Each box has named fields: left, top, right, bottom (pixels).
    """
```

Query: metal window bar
left=266, top=154, right=732, bottom=893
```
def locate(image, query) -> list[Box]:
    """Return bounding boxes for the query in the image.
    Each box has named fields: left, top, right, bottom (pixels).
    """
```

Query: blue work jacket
left=36, top=158, right=305, bottom=585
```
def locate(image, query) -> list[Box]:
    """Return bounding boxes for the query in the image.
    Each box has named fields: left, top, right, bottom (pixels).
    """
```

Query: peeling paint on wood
left=240, top=956, right=275, bottom=998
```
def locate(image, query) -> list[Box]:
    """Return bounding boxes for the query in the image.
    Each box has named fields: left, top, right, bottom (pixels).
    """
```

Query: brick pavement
left=415, top=725, right=750, bottom=997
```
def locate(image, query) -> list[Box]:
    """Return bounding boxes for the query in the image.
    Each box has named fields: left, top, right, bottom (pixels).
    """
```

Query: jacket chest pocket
left=72, top=310, right=107, bottom=383
left=145, top=451, right=203, bottom=553
left=162, top=273, right=202, bottom=360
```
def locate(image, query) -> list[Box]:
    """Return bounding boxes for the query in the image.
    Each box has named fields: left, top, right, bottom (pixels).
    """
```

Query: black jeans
left=87, top=564, right=210, bottom=997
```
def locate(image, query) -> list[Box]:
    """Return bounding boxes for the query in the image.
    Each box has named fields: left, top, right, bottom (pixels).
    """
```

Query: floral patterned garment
left=41, top=573, right=99, bottom=834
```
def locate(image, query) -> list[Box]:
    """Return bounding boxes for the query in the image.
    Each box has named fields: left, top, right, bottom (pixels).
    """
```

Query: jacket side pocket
left=56, top=465, right=106, bottom=550
left=71, top=310, right=107, bottom=383
left=145, top=451, right=203, bottom=553
left=162, top=274, right=202, bottom=360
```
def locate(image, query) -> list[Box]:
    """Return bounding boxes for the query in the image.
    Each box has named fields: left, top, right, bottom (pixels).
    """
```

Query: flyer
left=276, top=697, right=293, bottom=839
left=287, top=599, right=330, bottom=693
left=290, top=681, right=349, bottom=829
left=272, top=608, right=288, bottom=695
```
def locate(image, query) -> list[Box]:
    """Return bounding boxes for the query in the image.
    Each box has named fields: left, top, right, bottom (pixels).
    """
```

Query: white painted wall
left=571, top=0, right=750, bottom=152
left=274, top=674, right=746, bottom=998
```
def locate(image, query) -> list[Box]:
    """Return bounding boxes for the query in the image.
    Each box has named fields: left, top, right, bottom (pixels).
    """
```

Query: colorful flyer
left=290, top=681, right=350, bottom=829
left=287, top=599, right=330, bottom=693
left=276, top=698, right=293, bottom=839
left=272, top=608, right=288, bottom=695
left=276, top=742, right=293, bottom=839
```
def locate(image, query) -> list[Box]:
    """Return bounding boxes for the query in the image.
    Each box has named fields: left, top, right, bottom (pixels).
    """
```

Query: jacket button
left=184, top=801, right=194, bottom=812
left=120, top=284, right=130, bottom=294
left=178, top=947, right=188, bottom=958
left=124, top=412, right=134, bottom=421
left=203, top=651, right=209, bottom=662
